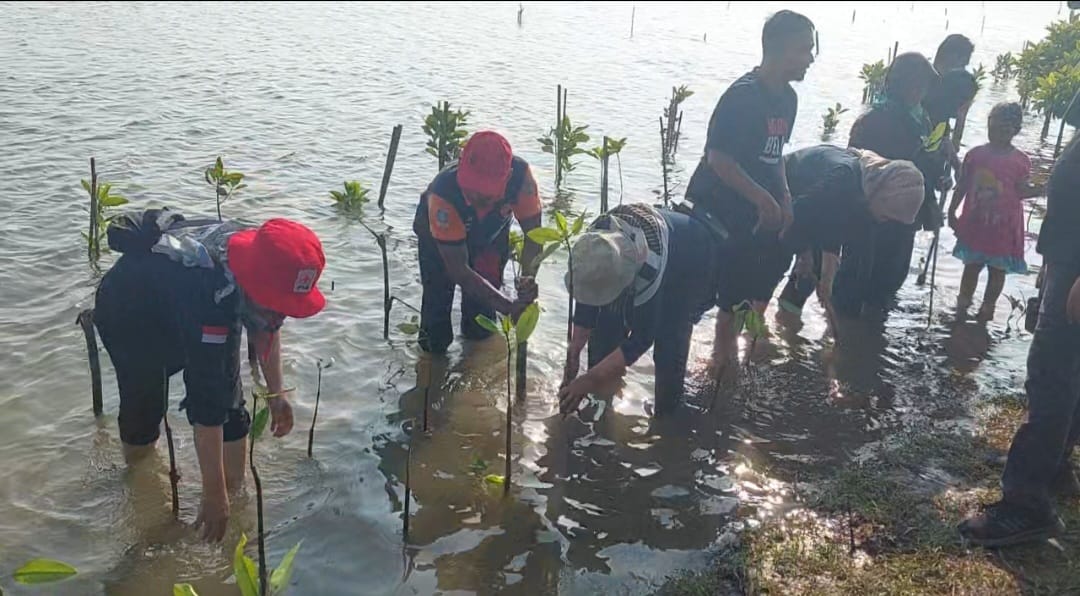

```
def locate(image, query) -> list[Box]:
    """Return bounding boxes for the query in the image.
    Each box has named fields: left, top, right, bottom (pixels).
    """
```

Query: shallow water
left=0, top=1, right=1065, bottom=594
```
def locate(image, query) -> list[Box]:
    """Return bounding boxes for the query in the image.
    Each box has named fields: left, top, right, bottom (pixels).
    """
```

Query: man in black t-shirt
left=924, top=34, right=978, bottom=173
left=682, top=9, right=815, bottom=370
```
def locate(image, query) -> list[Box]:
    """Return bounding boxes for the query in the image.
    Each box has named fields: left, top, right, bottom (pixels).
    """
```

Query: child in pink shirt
left=948, top=102, right=1043, bottom=320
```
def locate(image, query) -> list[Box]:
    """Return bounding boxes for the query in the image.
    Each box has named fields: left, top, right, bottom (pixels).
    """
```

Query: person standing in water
left=94, top=210, right=327, bottom=542
left=832, top=52, right=940, bottom=317
left=924, top=34, right=978, bottom=173
left=681, top=9, right=815, bottom=371
left=959, top=128, right=1080, bottom=547
left=948, top=102, right=1043, bottom=320
left=412, top=131, right=542, bottom=354
left=558, top=203, right=720, bottom=417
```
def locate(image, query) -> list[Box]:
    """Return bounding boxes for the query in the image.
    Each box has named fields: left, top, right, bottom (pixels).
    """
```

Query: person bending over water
left=681, top=9, right=815, bottom=372
left=412, top=131, right=541, bottom=354
left=773, top=145, right=926, bottom=319
left=558, top=203, right=720, bottom=417
left=94, top=209, right=326, bottom=542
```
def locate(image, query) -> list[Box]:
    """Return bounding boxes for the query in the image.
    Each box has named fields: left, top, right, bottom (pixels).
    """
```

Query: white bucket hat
left=566, top=218, right=648, bottom=306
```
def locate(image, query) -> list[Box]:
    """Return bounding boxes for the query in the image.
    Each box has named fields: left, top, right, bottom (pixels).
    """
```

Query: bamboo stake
left=89, top=158, right=99, bottom=261
left=600, top=136, right=610, bottom=214
left=76, top=309, right=103, bottom=416
left=378, top=124, right=403, bottom=211
left=163, top=372, right=180, bottom=518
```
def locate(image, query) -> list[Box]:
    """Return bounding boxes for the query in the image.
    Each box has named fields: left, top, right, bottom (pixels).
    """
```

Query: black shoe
left=1054, top=467, right=1080, bottom=499
left=958, top=501, right=1064, bottom=547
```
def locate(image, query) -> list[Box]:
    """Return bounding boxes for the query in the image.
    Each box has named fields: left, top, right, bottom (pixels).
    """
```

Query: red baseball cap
left=457, top=131, right=513, bottom=198
left=227, top=219, right=326, bottom=318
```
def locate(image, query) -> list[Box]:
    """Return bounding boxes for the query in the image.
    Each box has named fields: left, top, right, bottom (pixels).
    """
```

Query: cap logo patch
left=293, top=268, right=317, bottom=293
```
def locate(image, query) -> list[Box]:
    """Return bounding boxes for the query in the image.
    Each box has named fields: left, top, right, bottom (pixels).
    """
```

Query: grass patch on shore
left=659, top=394, right=1080, bottom=595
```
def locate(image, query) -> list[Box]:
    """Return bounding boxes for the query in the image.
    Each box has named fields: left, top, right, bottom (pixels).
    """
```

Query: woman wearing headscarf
left=832, top=52, right=941, bottom=317
left=771, top=145, right=926, bottom=317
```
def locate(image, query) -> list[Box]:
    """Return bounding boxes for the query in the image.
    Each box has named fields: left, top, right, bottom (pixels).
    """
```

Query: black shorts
left=94, top=257, right=249, bottom=445
left=715, top=234, right=792, bottom=311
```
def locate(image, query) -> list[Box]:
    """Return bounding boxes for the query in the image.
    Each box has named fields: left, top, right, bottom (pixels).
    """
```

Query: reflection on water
left=0, top=1, right=1060, bottom=594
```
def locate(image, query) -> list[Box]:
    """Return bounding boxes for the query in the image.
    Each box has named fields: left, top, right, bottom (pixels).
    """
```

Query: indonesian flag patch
left=201, top=325, right=229, bottom=344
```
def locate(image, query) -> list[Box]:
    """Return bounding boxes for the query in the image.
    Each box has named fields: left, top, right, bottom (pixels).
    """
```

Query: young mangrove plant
left=329, top=181, right=371, bottom=216
left=204, top=157, right=246, bottom=222
left=422, top=102, right=470, bottom=171
left=992, top=52, right=1018, bottom=81
left=972, top=63, right=988, bottom=93
left=474, top=302, right=539, bottom=496
left=242, top=388, right=302, bottom=596
left=307, top=358, right=334, bottom=458
left=12, top=558, right=78, bottom=587
left=588, top=136, right=628, bottom=213
left=539, top=86, right=589, bottom=189
left=81, top=158, right=128, bottom=263
left=527, top=211, right=587, bottom=344
left=859, top=60, right=888, bottom=103
left=821, top=103, right=848, bottom=139
left=732, top=300, right=767, bottom=368
left=662, top=85, right=693, bottom=158
left=233, top=531, right=302, bottom=596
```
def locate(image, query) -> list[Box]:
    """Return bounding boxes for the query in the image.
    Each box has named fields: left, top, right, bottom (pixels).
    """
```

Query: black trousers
left=1002, top=261, right=1080, bottom=513
left=832, top=222, right=916, bottom=316
left=417, top=234, right=509, bottom=354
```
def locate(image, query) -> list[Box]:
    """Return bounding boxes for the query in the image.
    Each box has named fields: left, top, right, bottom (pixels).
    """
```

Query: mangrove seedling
left=731, top=301, right=767, bottom=367
left=234, top=532, right=302, bottom=596
left=538, top=112, right=590, bottom=189
left=527, top=210, right=587, bottom=344
left=13, top=558, right=78, bottom=586
left=204, top=157, right=246, bottom=222
left=243, top=388, right=303, bottom=595
left=81, top=160, right=128, bottom=262
left=422, top=101, right=470, bottom=171
left=474, top=302, right=539, bottom=496
left=859, top=60, right=888, bottom=103
left=992, top=52, right=1018, bottom=80
left=588, top=137, right=628, bottom=213
left=972, top=63, right=988, bottom=93
left=662, top=85, right=693, bottom=158
left=307, top=358, right=334, bottom=458
left=329, top=181, right=371, bottom=216
left=821, top=103, right=848, bottom=138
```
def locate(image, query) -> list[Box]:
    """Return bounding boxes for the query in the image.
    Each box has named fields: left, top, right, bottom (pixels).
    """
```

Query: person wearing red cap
left=93, top=208, right=326, bottom=542
left=412, top=131, right=542, bottom=353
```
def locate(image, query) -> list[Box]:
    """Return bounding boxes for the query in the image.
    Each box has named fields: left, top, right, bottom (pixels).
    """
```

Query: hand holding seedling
left=515, top=276, right=538, bottom=304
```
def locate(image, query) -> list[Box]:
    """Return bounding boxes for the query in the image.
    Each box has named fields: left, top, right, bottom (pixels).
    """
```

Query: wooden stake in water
left=378, top=233, right=391, bottom=340
left=630, top=5, right=635, bottom=38
left=378, top=124, right=403, bottom=211
left=600, top=136, right=610, bottom=214
left=88, top=157, right=99, bottom=261
left=659, top=116, right=670, bottom=206
left=851, top=9, right=856, bottom=24
left=555, top=85, right=563, bottom=187
left=815, top=30, right=820, bottom=57
left=77, top=309, right=103, bottom=416
left=504, top=345, right=513, bottom=496
left=517, top=2, right=523, bottom=26
left=163, top=372, right=180, bottom=518
left=307, top=358, right=332, bottom=457
left=249, top=393, right=268, bottom=596
left=403, top=421, right=413, bottom=541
